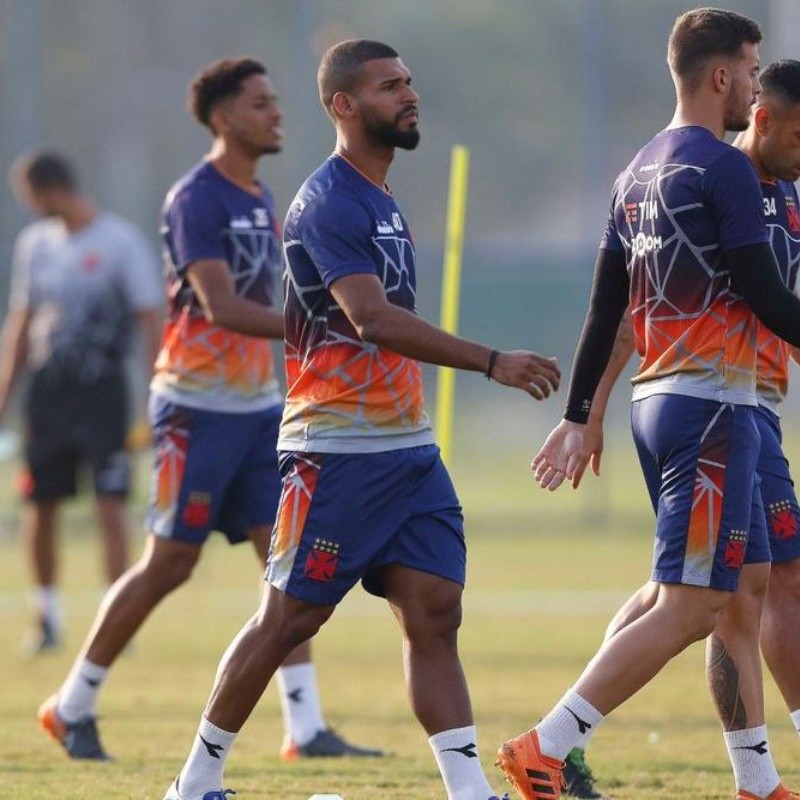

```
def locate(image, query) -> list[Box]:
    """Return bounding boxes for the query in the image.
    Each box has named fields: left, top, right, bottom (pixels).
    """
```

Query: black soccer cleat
left=563, top=747, right=610, bottom=799
left=280, top=727, right=384, bottom=760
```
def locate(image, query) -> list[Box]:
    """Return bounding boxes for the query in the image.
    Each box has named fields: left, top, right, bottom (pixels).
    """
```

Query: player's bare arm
left=329, top=272, right=560, bottom=400
left=0, top=308, right=32, bottom=419
left=187, top=259, right=284, bottom=338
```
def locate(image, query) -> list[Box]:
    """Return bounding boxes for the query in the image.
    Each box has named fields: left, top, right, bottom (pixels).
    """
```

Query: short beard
left=724, top=113, right=750, bottom=133
left=365, top=113, right=420, bottom=150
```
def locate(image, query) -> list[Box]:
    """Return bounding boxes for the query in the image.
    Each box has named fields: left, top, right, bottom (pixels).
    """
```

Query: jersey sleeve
left=599, top=180, right=624, bottom=252
left=118, top=224, right=164, bottom=311
left=704, top=149, right=769, bottom=251
left=8, top=227, right=36, bottom=311
left=298, top=192, right=378, bottom=287
left=166, top=185, right=227, bottom=272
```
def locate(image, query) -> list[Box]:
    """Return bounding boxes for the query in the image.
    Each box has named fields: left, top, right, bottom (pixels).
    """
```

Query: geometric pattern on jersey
left=756, top=179, right=800, bottom=409
left=153, top=162, right=283, bottom=409
left=280, top=155, right=432, bottom=452
left=602, top=128, right=768, bottom=405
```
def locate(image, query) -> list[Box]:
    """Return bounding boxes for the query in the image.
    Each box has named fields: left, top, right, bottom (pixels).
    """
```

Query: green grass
left=1, top=434, right=800, bottom=799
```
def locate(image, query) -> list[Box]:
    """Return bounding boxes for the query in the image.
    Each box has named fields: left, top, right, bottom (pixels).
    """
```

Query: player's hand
left=531, top=419, right=589, bottom=491
left=125, top=419, right=152, bottom=451
left=491, top=351, right=560, bottom=400
left=571, top=417, right=604, bottom=489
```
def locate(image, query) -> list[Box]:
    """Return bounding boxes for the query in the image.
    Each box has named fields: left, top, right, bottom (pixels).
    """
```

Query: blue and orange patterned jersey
left=601, top=126, right=769, bottom=405
left=756, top=178, right=800, bottom=412
left=151, top=161, right=283, bottom=412
left=279, top=154, right=434, bottom=453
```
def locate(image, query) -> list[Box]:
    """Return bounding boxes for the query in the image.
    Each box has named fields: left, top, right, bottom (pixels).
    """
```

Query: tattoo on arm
left=707, top=634, right=748, bottom=731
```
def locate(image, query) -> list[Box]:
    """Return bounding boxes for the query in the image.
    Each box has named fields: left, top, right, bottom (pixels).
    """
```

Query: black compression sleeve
left=726, top=243, right=800, bottom=349
left=564, top=248, right=630, bottom=424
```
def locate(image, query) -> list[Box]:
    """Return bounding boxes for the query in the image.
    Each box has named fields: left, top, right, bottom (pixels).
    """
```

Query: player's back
left=602, top=125, right=768, bottom=406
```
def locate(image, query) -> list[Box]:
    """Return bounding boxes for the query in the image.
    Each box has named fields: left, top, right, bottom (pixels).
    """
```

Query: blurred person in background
left=0, top=150, right=163, bottom=655
left=38, top=56, right=381, bottom=764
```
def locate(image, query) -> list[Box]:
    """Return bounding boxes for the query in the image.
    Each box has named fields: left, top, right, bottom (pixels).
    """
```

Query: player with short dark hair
left=160, top=39, right=560, bottom=800
left=0, top=150, right=163, bottom=654
left=38, top=56, right=378, bottom=765
left=498, top=10, right=800, bottom=800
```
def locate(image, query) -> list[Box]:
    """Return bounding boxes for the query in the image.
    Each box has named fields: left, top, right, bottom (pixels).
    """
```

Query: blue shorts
left=266, top=444, right=465, bottom=606
left=756, top=405, right=800, bottom=564
left=146, top=396, right=283, bottom=546
left=631, top=395, right=770, bottom=592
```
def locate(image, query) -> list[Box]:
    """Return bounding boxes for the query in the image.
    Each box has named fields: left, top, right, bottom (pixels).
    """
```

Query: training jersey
left=756, top=178, right=800, bottom=413
left=152, top=161, right=283, bottom=413
left=279, top=154, right=434, bottom=453
left=9, top=212, right=161, bottom=386
left=601, top=126, right=769, bottom=406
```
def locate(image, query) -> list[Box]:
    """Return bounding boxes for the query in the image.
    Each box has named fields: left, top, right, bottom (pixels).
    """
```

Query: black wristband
left=485, top=349, right=500, bottom=380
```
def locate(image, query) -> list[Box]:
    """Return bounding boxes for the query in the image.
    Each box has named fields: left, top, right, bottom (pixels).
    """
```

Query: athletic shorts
left=146, top=395, right=282, bottom=546
left=22, top=370, right=130, bottom=502
left=266, top=444, right=465, bottom=606
left=631, top=394, right=770, bottom=592
left=755, top=405, right=800, bottom=564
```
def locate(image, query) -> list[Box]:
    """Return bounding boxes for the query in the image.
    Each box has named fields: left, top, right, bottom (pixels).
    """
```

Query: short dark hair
left=11, top=150, right=77, bottom=193
left=317, top=39, right=399, bottom=118
left=761, top=59, right=800, bottom=106
left=668, top=8, right=762, bottom=88
left=189, top=57, right=267, bottom=130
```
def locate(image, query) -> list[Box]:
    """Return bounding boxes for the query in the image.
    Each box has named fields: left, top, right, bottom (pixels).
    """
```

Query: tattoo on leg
left=707, top=634, right=747, bottom=731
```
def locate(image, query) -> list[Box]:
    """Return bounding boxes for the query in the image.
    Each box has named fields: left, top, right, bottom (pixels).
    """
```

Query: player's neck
left=334, top=137, right=393, bottom=192
left=733, top=129, right=771, bottom=181
left=208, top=142, right=260, bottom=194
left=668, top=98, right=725, bottom=139
left=60, top=197, right=97, bottom=233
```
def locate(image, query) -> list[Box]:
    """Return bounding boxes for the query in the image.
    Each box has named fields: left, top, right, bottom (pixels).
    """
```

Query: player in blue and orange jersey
left=498, top=11, right=800, bottom=800
left=555, top=58, right=800, bottom=800
left=38, top=56, right=378, bottom=765
left=161, top=39, right=561, bottom=800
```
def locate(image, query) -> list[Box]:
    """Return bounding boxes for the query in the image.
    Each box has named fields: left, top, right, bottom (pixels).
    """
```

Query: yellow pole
left=436, top=145, right=470, bottom=465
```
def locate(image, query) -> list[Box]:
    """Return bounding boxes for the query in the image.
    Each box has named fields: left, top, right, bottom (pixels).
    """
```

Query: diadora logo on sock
left=199, top=735, right=224, bottom=759
left=441, top=742, right=477, bottom=758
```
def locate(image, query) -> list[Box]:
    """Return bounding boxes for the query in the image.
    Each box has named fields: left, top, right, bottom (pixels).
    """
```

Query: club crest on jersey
left=253, top=208, right=270, bottom=227
left=724, top=529, right=747, bottom=569
left=786, top=196, right=800, bottom=233
left=183, top=492, right=211, bottom=528
left=305, top=538, right=340, bottom=582
left=769, top=500, right=799, bottom=540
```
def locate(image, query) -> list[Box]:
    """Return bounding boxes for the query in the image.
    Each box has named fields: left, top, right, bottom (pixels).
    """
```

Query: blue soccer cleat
left=163, top=774, right=236, bottom=800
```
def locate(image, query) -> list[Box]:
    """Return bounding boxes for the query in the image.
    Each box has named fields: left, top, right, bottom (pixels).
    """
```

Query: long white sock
left=723, top=726, right=780, bottom=797
left=35, top=586, right=62, bottom=631
left=177, top=716, right=237, bottom=799
left=536, top=689, right=604, bottom=761
left=276, top=663, right=326, bottom=745
left=790, top=709, right=800, bottom=739
left=429, top=725, right=496, bottom=800
left=57, top=659, right=109, bottom=722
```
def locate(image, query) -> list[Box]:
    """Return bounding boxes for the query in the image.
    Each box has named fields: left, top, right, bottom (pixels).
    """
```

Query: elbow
left=352, top=309, right=385, bottom=344
left=201, top=298, right=229, bottom=328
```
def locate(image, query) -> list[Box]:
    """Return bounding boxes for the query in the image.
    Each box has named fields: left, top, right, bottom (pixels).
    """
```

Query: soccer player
left=497, top=10, right=800, bottom=800
left=0, top=151, right=163, bottom=653
left=561, top=58, right=800, bottom=800
left=160, top=39, right=561, bottom=800
left=38, top=57, right=379, bottom=764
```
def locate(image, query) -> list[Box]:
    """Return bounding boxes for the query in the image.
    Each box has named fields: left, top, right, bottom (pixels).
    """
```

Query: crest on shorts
left=304, top=538, right=340, bottom=582
left=769, top=500, right=799, bottom=540
left=183, top=491, right=211, bottom=528
left=724, top=529, right=747, bottom=569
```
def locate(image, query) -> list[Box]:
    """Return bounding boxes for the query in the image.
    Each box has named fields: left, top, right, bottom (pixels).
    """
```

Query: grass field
left=2, top=423, right=800, bottom=800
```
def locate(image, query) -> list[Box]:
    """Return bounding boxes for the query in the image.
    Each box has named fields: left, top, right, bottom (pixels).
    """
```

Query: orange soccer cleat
left=496, top=729, right=565, bottom=800
left=737, top=786, right=800, bottom=800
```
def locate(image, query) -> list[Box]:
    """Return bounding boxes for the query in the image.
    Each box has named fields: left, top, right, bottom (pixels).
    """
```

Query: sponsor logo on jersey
left=376, top=220, right=394, bottom=235
left=230, top=216, right=254, bottom=229
left=630, top=232, right=664, bottom=256
left=639, top=160, right=660, bottom=173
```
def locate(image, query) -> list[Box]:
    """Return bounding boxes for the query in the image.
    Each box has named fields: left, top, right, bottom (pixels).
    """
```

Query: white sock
left=177, top=716, right=237, bottom=799
left=429, top=725, right=496, bottom=800
left=723, top=726, right=780, bottom=797
left=57, top=659, right=109, bottom=723
left=35, top=586, right=62, bottom=630
left=536, top=689, right=604, bottom=761
left=277, top=663, right=326, bottom=745
left=790, top=709, right=800, bottom=739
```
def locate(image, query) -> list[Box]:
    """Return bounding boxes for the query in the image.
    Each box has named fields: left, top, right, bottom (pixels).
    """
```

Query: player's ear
left=209, top=104, right=231, bottom=135
left=754, top=105, right=771, bottom=136
left=711, top=63, right=729, bottom=94
left=331, top=91, right=355, bottom=120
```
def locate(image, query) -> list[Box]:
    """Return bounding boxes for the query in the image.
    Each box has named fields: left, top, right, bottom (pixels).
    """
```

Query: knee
left=403, top=596, right=463, bottom=649
left=140, top=548, right=199, bottom=594
left=768, top=560, right=800, bottom=601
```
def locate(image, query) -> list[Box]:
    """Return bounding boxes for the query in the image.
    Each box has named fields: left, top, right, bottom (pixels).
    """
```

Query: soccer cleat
left=496, top=728, right=564, bottom=800
left=38, top=694, right=111, bottom=760
left=279, top=727, right=384, bottom=760
left=23, top=615, right=61, bottom=656
left=563, top=747, right=610, bottom=798
left=736, top=786, right=800, bottom=800
left=163, top=775, right=237, bottom=800
left=488, top=796, right=511, bottom=799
